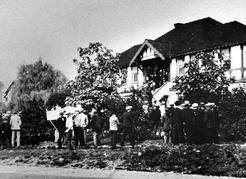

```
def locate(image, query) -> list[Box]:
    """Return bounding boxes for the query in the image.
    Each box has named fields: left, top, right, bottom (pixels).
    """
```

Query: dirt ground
left=0, top=140, right=246, bottom=178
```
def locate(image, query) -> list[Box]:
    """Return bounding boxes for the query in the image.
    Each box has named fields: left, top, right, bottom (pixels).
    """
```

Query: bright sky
left=0, top=0, right=246, bottom=89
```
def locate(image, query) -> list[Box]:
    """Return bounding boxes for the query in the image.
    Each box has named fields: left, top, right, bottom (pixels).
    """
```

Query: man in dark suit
left=170, top=102, right=184, bottom=145
left=182, top=102, right=193, bottom=144
left=120, top=106, right=135, bottom=149
left=56, top=111, right=66, bottom=149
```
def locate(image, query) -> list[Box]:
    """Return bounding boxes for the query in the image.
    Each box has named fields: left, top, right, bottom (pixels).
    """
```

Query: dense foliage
left=219, top=87, right=246, bottom=141
left=66, top=42, right=121, bottom=111
left=124, top=143, right=246, bottom=177
left=46, top=90, right=71, bottom=110
left=20, top=99, right=54, bottom=144
left=172, top=51, right=246, bottom=142
left=9, top=59, right=67, bottom=111
left=8, top=59, right=67, bottom=144
left=172, top=52, right=232, bottom=104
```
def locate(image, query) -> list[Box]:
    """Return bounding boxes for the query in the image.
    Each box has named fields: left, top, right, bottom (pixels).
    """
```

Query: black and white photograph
left=0, top=0, right=246, bottom=178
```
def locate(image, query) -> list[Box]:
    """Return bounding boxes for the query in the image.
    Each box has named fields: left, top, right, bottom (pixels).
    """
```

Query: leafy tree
left=66, top=42, right=121, bottom=111
left=172, top=52, right=233, bottom=104
left=8, top=59, right=68, bottom=144
left=219, top=87, right=246, bottom=141
left=9, top=58, right=67, bottom=111
left=20, top=99, right=54, bottom=144
left=46, top=90, right=71, bottom=110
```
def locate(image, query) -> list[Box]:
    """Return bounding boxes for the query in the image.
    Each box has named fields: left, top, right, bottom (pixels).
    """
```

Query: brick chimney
left=174, top=23, right=184, bottom=28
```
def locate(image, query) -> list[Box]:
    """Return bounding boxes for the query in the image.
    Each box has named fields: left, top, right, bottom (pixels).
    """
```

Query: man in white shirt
left=109, top=113, right=120, bottom=149
left=73, top=108, right=88, bottom=147
left=64, top=112, right=74, bottom=150
left=10, top=111, right=22, bottom=147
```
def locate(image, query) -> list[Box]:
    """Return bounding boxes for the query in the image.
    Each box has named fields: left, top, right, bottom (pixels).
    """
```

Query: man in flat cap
left=182, top=101, right=193, bottom=144
left=170, top=101, right=184, bottom=145
left=120, top=106, right=135, bottom=149
left=56, top=111, right=66, bottom=149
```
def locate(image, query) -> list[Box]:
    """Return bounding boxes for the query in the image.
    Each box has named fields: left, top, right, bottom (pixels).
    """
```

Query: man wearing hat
left=191, top=103, right=203, bottom=144
left=170, top=101, right=184, bottom=145
left=64, top=111, right=75, bottom=150
left=182, top=101, right=193, bottom=144
left=120, top=106, right=135, bottom=149
left=10, top=110, right=22, bottom=147
left=204, top=103, right=214, bottom=143
left=211, top=103, right=219, bottom=143
left=163, top=107, right=172, bottom=143
left=91, top=109, right=102, bottom=148
left=73, top=108, right=88, bottom=147
left=55, top=111, right=66, bottom=149
left=0, top=111, right=11, bottom=148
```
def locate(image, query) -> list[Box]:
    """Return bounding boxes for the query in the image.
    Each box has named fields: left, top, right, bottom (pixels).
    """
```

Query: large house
left=118, top=17, right=246, bottom=107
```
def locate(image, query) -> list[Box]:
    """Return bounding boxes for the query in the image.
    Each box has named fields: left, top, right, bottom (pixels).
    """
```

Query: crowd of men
left=0, top=100, right=220, bottom=150
left=0, top=111, right=22, bottom=148
left=162, top=101, right=219, bottom=145
left=55, top=105, right=135, bottom=150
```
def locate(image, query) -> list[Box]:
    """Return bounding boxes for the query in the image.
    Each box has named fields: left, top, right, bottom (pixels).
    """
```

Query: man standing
left=74, top=108, right=88, bottom=147
left=64, top=112, right=74, bottom=150
left=91, top=110, right=101, bottom=148
left=109, top=113, right=120, bottom=149
left=170, top=102, right=184, bottom=145
left=204, top=103, right=214, bottom=143
left=150, top=106, right=161, bottom=137
left=10, top=111, right=22, bottom=147
left=56, top=111, right=66, bottom=149
left=120, top=106, right=135, bottom=149
left=191, top=103, right=203, bottom=144
left=73, top=110, right=82, bottom=148
left=211, top=103, right=219, bottom=143
left=0, top=111, right=11, bottom=148
left=163, top=107, right=172, bottom=144
left=182, top=102, right=193, bottom=144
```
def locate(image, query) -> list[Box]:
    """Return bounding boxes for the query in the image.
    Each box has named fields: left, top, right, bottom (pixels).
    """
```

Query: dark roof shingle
left=119, top=17, right=246, bottom=67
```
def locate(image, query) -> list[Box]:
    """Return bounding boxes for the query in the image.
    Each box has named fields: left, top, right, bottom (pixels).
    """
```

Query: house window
left=221, top=48, right=230, bottom=61
left=120, top=68, right=127, bottom=84
left=131, top=66, right=138, bottom=83
left=177, top=57, right=185, bottom=76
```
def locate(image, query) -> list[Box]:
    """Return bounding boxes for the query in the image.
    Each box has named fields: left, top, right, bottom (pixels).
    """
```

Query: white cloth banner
left=46, top=110, right=60, bottom=121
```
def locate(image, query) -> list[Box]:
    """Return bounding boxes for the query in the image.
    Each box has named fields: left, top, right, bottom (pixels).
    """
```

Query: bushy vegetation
left=173, top=51, right=246, bottom=142
left=7, top=59, right=67, bottom=144
left=219, top=87, right=246, bottom=142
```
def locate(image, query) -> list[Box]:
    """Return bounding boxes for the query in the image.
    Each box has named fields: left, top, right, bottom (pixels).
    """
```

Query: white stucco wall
left=138, top=68, right=144, bottom=85
left=126, top=66, right=132, bottom=86
left=243, top=45, right=246, bottom=77
left=170, top=58, right=177, bottom=81
left=126, top=66, right=144, bottom=87
left=231, top=45, right=242, bottom=80
left=184, top=55, right=190, bottom=63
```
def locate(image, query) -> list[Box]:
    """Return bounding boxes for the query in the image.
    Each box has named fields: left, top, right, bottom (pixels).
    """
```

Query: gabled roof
left=119, top=17, right=246, bottom=68
left=118, top=44, right=141, bottom=68
left=154, top=17, right=225, bottom=56
left=129, top=39, right=165, bottom=66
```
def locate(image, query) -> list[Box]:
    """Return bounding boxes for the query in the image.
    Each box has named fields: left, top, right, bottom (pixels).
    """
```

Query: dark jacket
left=150, top=108, right=161, bottom=124
left=56, top=116, right=66, bottom=133
left=170, top=107, right=183, bottom=127
left=122, top=111, right=132, bottom=128
left=204, top=109, right=215, bottom=128
left=91, top=112, right=101, bottom=132
left=192, top=109, right=203, bottom=126
left=182, top=107, right=193, bottom=126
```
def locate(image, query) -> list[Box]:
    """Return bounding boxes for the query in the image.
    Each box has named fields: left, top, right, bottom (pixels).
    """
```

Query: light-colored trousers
left=93, top=131, right=101, bottom=146
left=11, top=130, right=20, bottom=147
